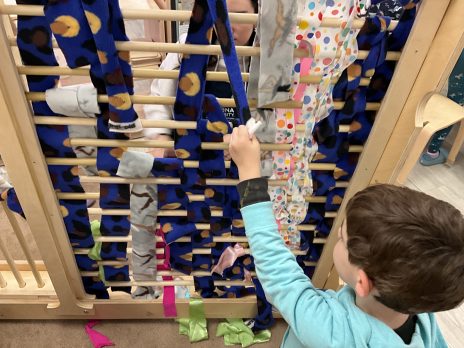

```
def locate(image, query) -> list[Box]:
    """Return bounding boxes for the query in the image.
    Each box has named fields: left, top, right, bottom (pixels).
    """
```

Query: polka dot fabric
left=309, top=0, right=422, bottom=235
left=270, top=0, right=366, bottom=249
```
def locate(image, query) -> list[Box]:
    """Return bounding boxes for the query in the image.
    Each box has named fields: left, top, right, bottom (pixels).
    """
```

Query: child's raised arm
left=230, top=126, right=349, bottom=347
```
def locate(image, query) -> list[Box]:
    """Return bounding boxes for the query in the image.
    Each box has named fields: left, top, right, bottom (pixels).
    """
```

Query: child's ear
left=354, top=269, right=374, bottom=298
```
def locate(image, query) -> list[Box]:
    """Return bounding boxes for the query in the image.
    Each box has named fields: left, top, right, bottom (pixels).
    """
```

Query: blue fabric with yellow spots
left=44, top=0, right=140, bottom=133
left=158, top=0, right=273, bottom=329
left=14, top=0, right=107, bottom=298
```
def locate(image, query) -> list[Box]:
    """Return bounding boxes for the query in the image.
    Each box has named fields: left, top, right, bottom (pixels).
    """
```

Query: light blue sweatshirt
left=241, top=202, right=448, bottom=348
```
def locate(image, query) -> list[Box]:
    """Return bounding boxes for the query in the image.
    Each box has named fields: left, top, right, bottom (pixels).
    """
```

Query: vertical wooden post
left=0, top=16, right=94, bottom=315
left=1, top=201, right=45, bottom=288
left=0, top=234, right=26, bottom=288
left=0, top=271, right=6, bottom=288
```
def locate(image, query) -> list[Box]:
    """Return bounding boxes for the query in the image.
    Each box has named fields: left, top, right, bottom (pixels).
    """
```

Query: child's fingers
left=229, top=128, right=237, bottom=147
left=238, top=125, right=249, bottom=139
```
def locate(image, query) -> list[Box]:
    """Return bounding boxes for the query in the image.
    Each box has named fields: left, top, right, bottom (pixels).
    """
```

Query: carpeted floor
left=0, top=319, right=287, bottom=347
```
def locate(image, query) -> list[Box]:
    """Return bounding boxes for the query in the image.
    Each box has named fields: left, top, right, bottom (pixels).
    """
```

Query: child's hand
left=229, top=126, right=261, bottom=182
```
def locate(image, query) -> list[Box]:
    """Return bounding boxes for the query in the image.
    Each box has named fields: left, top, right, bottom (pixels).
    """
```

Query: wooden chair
left=395, top=93, right=464, bottom=185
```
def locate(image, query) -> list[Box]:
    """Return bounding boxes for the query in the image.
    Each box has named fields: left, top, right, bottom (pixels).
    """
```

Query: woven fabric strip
left=161, top=0, right=273, bottom=328
left=15, top=0, right=107, bottom=298
left=44, top=0, right=142, bottom=133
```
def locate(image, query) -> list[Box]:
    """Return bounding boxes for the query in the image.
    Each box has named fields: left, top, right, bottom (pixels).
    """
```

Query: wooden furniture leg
left=446, top=119, right=464, bottom=165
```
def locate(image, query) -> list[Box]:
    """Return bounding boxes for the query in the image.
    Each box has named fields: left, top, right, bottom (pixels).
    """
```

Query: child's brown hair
left=346, top=184, right=464, bottom=314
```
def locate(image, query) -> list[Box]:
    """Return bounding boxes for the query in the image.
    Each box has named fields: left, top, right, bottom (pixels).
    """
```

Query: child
left=229, top=125, right=464, bottom=347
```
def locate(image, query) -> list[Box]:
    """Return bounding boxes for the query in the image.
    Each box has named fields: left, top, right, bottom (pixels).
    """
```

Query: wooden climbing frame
left=0, top=0, right=463, bottom=319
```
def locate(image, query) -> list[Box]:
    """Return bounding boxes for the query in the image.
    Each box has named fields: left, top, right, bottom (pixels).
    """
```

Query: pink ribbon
left=85, top=320, right=114, bottom=348
left=211, top=243, right=246, bottom=276
left=293, top=51, right=313, bottom=121
left=289, top=46, right=313, bottom=179
left=156, top=230, right=177, bottom=317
